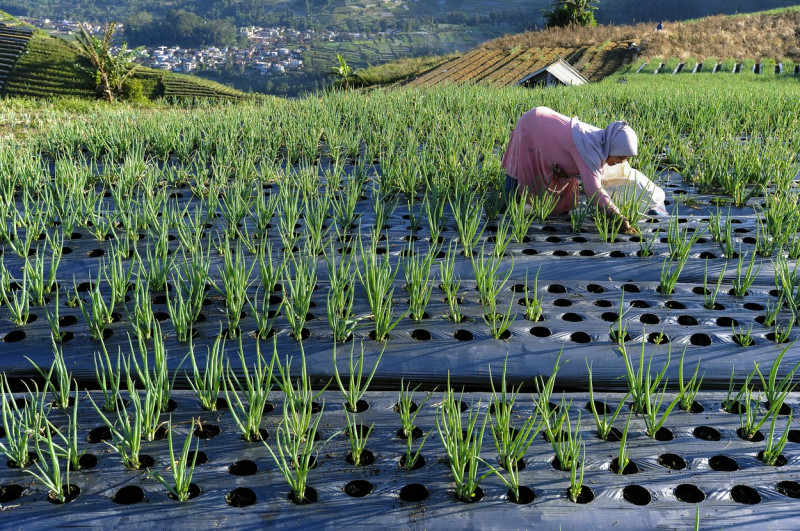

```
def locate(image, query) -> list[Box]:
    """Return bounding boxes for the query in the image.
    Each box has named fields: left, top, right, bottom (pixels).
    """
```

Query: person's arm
left=577, top=162, right=638, bottom=234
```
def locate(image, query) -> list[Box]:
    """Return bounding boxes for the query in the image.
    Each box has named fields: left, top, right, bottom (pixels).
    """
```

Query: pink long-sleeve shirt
left=501, top=107, right=617, bottom=215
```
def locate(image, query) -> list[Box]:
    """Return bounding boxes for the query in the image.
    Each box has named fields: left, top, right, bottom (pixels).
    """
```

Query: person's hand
left=620, top=218, right=639, bottom=235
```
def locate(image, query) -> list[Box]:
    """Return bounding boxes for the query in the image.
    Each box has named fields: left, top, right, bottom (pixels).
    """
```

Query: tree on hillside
left=544, top=0, right=599, bottom=29
left=74, top=21, right=144, bottom=102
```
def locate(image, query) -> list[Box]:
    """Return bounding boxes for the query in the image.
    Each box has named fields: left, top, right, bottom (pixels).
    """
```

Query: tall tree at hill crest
left=544, top=0, right=600, bottom=28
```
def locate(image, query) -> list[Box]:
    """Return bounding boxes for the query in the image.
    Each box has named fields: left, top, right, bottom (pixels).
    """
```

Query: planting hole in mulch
left=78, top=453, right=98, bottom=470
left=457, top=486, right=484, bottom=503
left=640, top=313, right=660, bottom=325
left=610, top=458, right=639, bottom=475
left=169, top=483, right=200, bottom=501
left=48, top=485, right=80, bottom=504
left=736, top=427, right=765, bottom=442
left=648, top=332, right=669, bottom=344
left=692, top=286, right=711, bottom=296
left=346, top=450, right=375, bottom=466
left=586, top=400, right=610, bottom=415
left=510, top=284, right=527, bottom=293
left=724, top=401, right=746, bottom=415
left=777, top=481, right=800, bottom=499
left=112, top=485, right=145, bottom=505
left=579, top=249, right=596, bottom=257
left=291, top=328, right=311, bottom=340
left=678, top=315, right=698, bottom=326
left=454, top=329, right=474, bottom=341
left=766, top=331, right=792, bottom=343
left=630, top=300, right=651, bottom=309
left=522, top=248, right=538, bottom=256
left=344, top=480, right=374, bottom=498
left=186, top=451, right=208, bottom=466
left=609, top=250, right=626, bottom=258
left=7, top=451, right=37, bottom=468
left=193, top=424, right=221, bottom=439
left=621, top=283, right=639, bottom=293
left=568, top=485, right=594, bottom=504
left=58, top=315, right=78, bottom=327
left=623, top=485, right=651, bottom=506
left=553, top=298, right=572, bottom=307
left=394, top=401, right=418, bottom=414
left=684, top=401, right=704, bottom=413
left=344, top=399, right=369, bottom=413
left=547, top=284, right=566, bottom=294
left=88, top=426, right=113, bottom=444
left=757, top=450, right=787, bottom=466
left=2, top=330, right=25, bottom=343
left=733, top=333, right=755, bottom=346
left=709, top=455, right=739, bottom=472
left=767, top=401, right=792, bottom=415
left=664, top=300, right=685, bottom=310
left=788, top=430, right=800, bottom=444
left=731, top=485, right=761, bottom=505
left=0, top=484, right=24, bottom=503
left=229, top=459, right=258, bottom=476
left=654, top=427, right=674, bottom=441
left=399, top=483, right=429, bottom=502
left=601, top=427, right=623, bottom=442
left=594, top=299, right=613, bottom=307
left=716, top=317, right=739, bottom=327
left=551, top=456, right=577, bottom=472
left=693, top=426, right=720, bottom=441
left=586, top=284, right=604, bottom=293
left=601, top=312, right=618, bottom=322
left=690, top=333, right=712, bottom=346
left=743, top=303, right=765, bottom=311
left=529, top=326, right=552, bottom=338
left=507, top=486, right=535, bottom=504
left=562, top=312, right=582, bottom=322
left=410, top=329, right=432, bottom=341
left=658, top=453, right=686, bottom=470
left=675, top=484, right=705, bottom=503
left=133, top=454, right=155, bottom=470
left=570, top=331, right=591, bottom=344
left=553, top=250, right=569, bottom=257
left=227, top=487, right=257, bottom=507
left=399, top=453, right=426, bottom=470
left=397, top=427, right=424, bottom=440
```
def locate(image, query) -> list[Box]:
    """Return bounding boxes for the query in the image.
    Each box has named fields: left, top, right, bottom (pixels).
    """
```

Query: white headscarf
left=570, top=117, right=638, bottom=172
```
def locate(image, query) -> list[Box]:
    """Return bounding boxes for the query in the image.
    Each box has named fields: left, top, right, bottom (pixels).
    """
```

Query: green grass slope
left=0, top=10, right=249, bottom=102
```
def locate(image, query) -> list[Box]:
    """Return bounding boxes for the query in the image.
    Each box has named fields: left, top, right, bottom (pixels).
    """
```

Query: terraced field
left=406, top=42, right=634, bottom=88
left=627, top=57, right=800, bottom=75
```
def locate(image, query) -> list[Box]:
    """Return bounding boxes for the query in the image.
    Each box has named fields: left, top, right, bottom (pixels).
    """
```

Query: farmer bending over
left=502, top=106, right=639, bottom=234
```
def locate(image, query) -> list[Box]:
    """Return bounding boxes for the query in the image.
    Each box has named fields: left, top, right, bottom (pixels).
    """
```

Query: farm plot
left=0, top=75, right=800, bottom=525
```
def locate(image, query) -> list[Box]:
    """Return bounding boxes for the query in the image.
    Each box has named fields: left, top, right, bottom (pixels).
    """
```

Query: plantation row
left=1, top=335, right=798, bottom=508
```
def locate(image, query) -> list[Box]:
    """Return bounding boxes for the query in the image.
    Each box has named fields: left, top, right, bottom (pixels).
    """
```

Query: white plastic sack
left=602, top=161, right=665, bottom=213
